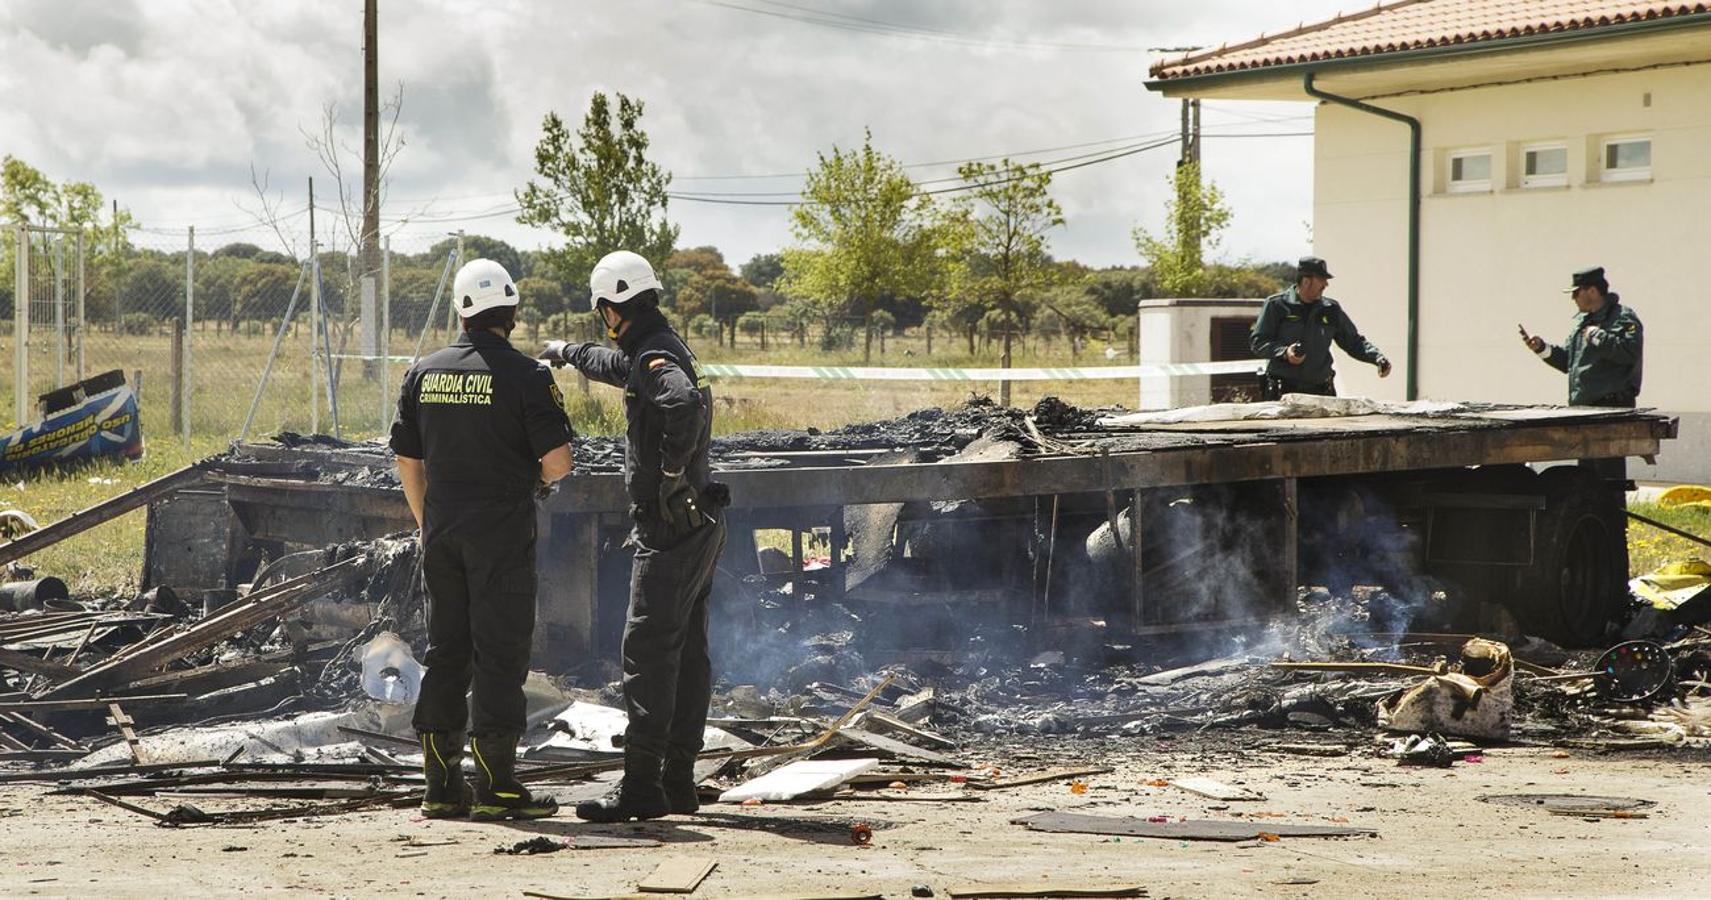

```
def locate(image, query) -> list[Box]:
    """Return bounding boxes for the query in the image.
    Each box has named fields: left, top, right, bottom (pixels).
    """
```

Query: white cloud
left=0, top=0, right=1348, bottom=264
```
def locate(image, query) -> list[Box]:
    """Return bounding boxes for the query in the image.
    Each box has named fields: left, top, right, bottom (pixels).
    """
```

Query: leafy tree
left=1083, top=268, right=1157, bottom=319
left=781, top=130, right=945, bottom=362
left=1133, top=161, right=1232, bottom=297
left=946, top=159, right=1063, bottom=402
left=516, top=276, right=569, bottom=321
left=231, top=261, right=303, bottom=324
left=516, top=92, right=678, bottom=290
left=1037, top=284, right=1111, bottom=358
left=661, top=246, right=729, bottom=309
left=677, top=269, right=758, bottom=345
left=739, top=252, right=784, bottom=289
left=196, top=255, right=249, bottom=328
left=423, top=234, right=524, bottom=279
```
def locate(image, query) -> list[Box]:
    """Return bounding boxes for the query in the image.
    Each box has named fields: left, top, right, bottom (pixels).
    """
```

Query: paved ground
left=1, top=739, right=1705, bottom=898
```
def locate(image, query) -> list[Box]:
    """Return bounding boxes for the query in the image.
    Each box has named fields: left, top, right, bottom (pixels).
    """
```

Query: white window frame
left=1601, top=135, right=1652, bottom=183
left=1521, top=142, right=1568, bottom=188
left=1447, top=149, right=1493, bottom=193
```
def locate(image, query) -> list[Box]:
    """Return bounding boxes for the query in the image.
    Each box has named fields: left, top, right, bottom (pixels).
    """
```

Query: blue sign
left=0, top=386, right=144, bottom=473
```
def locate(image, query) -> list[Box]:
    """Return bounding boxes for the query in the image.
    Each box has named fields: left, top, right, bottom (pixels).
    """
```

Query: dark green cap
left=1565, top=266, right=1607, bottom=293
left=1297, top=256, right=1333, bottom=280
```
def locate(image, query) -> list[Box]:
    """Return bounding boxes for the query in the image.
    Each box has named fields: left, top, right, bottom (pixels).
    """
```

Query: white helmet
left=452, top=258, right=519, bottom=318
left=588, top=250, right=661, bottom=310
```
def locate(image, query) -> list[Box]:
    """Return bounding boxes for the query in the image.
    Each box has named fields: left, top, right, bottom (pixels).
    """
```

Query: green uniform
left=1537, top=299, right=1642, bottom=406
left=1250, top=286, right=1385, bottom=390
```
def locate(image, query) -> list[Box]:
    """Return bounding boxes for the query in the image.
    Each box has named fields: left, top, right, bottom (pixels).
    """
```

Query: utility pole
left=1178, top=98, right=1201, bottom=167
left=309, top=176, right=320, bottom=435
left=360, top=0, right=380, bottom=284
left=359, top=0, right=382, bottom=381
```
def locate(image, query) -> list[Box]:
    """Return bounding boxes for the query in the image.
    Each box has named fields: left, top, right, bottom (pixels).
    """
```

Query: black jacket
left=565, top=317, right=712, bottom=523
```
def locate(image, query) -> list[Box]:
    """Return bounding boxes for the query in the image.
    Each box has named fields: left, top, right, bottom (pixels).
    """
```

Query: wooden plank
left=945, top=883, right=1147, bottom=899
left=0, top=712, right=85, bottom=751
left=0, top=461, right=210, bottom=566
left=971, top=767, right=1112, bottom=791
left=106, top=702, right=144, bottom=764
left=1169, top=777, right=1265, bottom=802
left=0, top=694, right=187, bottom=713
left=1013, top=811, right=1375, bottom=841
left=44, top=557, right=365, bottom=697
left=857, top=710, right=956, bottom=749
left=835, top=727, right=966, bottom=768
left=636, top=857, right=717, bottom=894
left=0, top=645, right=82, bottom=680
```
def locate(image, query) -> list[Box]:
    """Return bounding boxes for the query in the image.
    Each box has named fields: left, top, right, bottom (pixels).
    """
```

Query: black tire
left=1517, top=466, right=1627, bottom=646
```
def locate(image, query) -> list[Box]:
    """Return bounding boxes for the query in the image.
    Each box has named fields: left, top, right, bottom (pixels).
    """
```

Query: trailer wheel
left=1518, top=466, right=1626, bottom=646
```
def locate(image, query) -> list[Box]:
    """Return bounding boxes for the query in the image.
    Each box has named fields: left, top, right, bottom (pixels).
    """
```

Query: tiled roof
left=1150, top=1, right=1711, bottom=80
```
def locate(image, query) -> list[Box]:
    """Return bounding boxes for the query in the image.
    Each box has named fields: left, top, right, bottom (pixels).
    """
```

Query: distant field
left=9, top=324, right=1703, bottom=596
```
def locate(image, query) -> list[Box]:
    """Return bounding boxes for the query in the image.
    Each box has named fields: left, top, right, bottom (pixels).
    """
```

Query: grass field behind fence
left=6, top=323, right=1705, bottom=595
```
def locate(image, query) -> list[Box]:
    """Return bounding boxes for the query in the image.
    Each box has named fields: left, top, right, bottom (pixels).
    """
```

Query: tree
left=1133, top=162, right=1232, bottom=298
left=516, top=92, right=678, bottom=291
left=231, top=261, right=303, bottom=324
left=946, top=159, right=1064, bottom=403
left=516, top=276, right=569, bottom=321
left=677, top=270, right=759, bottom=346
left=1037, top=284, right=1111, bottom=358
left=661, top=246, right=729, bottom=309
left=424, top=234, right=524, bottom=279
left=780, top=130, right=945, bottom=362
left=740, top=252, right=784, bottom=289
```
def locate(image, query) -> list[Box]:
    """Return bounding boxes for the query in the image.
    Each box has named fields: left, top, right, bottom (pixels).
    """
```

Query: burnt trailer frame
left=201, top=407, right=1676, bottom=660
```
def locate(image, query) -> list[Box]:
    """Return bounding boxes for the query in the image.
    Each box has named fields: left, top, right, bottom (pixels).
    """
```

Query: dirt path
left=1, top=742, right=1704, bottom=898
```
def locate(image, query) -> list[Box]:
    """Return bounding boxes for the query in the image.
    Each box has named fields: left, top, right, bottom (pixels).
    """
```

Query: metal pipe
left=0, top=577, right=69, bottom=613
left=1303, top=72, right=1421, bottom=401
left=239, top=262, right=310, bottom=442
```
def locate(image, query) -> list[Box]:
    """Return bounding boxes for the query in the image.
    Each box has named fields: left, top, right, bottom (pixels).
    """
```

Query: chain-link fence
left=4, top=223, right=473, bottom=451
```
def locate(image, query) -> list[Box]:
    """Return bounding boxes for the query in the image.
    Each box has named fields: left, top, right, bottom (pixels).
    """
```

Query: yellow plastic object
left=1630, top=557, right=1711, bottom=610
left=1658, top=485, right=1711, bottom=509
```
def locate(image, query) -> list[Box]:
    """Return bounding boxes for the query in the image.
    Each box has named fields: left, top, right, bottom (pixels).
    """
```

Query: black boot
left=575, top=750, right=670, bottom=823
left=661, top=754, right=700, bottom=815
left=469, top=733, right=559, bottom=821
left=418, top=731, right=470, bottom=819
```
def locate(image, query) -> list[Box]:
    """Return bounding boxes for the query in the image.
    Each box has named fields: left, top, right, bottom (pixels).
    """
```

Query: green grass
left=1627, top=501, right=1711, bottom=576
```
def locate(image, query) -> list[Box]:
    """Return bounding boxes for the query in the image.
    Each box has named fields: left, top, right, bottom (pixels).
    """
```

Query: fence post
left=13, top=225, right=28, bottom=426
left=183, top=225, right=194, bottom=449
left=75, top=232, right=85, bottom=382
left=53, top=234, right=65, bottom=389
left=309, top=239, right=320, bottom=435
left=169, top=316, right=184, bottom=435
left=381, top=236, right=391, bottom=433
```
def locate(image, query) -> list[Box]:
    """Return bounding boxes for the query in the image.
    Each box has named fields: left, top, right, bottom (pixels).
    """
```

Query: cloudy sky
left=0, top=0, right=1353, bottom=265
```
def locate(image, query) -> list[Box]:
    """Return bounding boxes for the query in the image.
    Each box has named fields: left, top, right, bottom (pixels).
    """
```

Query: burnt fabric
left=390, top=329, right=572, bottom=737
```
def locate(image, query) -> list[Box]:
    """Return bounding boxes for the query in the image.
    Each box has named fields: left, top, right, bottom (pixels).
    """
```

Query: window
left=1522, top=143, right=1567, bottom=188
left=1602, top=136, right=1651, bottom=182
left=1448, top=150, right=1492, bottom=193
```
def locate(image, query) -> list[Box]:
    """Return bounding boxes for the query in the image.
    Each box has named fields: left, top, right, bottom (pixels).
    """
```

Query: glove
left=1376, top=356, right=1392, bottom=378
left=537, top=340, right=586, bottom=368
left=657, top=470, right=706, bottom=535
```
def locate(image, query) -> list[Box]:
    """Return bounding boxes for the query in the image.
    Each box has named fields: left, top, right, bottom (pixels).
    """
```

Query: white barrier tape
left=698, top=360, right=1263, bottom=381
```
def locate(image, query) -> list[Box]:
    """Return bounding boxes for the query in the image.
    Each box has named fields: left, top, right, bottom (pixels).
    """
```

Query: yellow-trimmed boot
left=418, top=731, right=471, bottom=819
left=469, top=733, right=558, bottom=821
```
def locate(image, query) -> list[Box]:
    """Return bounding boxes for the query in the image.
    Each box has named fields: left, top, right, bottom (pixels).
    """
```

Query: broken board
left=637, top=856, right=717, bottom=894
left=835, top=727, right=966, bottom=767
left=1169, top=777, right=1265, bottom=802
left=971, top=767, right=1111, bottom=791
left=946, top=885, right=1146, bottom=899
left=1012, top=812, right=1374, bottom=842
left=718, top=758, right=879, bottom=803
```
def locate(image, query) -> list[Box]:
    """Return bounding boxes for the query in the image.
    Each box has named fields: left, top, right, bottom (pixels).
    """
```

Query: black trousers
left=621, top=519, right=727, bottom=763
left=412, top=496, right=537, bottom=738
left=1262, top=376, right=1336, bottom=401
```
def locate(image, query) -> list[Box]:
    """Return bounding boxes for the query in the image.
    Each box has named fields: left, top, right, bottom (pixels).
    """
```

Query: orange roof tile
left=1150, top=1, right=1711, bottom=80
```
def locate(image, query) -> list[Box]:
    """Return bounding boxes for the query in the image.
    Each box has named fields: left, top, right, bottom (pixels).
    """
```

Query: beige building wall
left=1313, top=62, right=1711, bottom=481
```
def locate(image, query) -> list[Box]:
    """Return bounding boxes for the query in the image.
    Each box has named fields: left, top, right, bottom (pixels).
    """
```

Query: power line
left=693, top=0, right=1150, bottom=53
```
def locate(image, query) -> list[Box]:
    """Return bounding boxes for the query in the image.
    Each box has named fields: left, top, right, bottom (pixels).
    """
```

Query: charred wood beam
left=0, top=645, right=82, bottom=681
left=0, top=461, right=213, bottom=566
left=42, top=557, right=366, bottom=698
